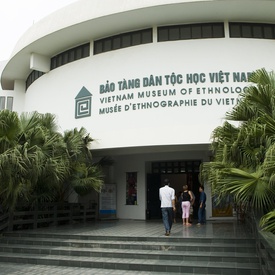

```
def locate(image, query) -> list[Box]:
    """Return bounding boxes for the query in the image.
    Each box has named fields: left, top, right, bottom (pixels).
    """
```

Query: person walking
left=159, top=179, right=176, bottom=236
left=197, top=185, right=207, bottom=226
left=180, top=185, right=193, bottom=226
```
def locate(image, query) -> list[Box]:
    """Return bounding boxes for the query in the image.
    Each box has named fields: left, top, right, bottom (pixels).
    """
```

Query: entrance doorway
left=146, top=160, right=201, bottom=220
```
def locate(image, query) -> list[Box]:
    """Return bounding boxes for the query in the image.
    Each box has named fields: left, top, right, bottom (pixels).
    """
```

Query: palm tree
left=58, top=127, right=103, bottom=201
left=200, top=68, right=275, bottom=233
left=0, top=110, right=103, bottom=211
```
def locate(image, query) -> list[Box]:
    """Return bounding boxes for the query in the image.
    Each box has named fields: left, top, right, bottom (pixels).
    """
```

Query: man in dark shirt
left=197, top=185, right=206, bottom=226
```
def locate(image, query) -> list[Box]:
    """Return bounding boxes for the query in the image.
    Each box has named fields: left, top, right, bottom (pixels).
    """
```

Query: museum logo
left=75, top=86, right=92, bottom=119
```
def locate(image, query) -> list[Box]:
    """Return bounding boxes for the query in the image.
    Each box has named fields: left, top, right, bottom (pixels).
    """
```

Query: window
left=229, top=23, right=275, bottom=39
left=103, top=38, right=112, bottom=52
left=158, top=23, right=224, bottom=42
left=0, top=96, right=13, bottom=111
left=180, top=26, right=191, bottom=39
left=170, top=27, right=180, bottom=40
left=151, top=160, right=201, bottom=174
left=26, top=70, right=44, bottom=90
left=142, top=29, right=152, bottom=43
left=0, top=97, right=5, bottom=110
left=76, top=47, right=82, bottom=60
left=113, top=37, right=121, bottom=49
left=122, top=34, right=131, bottom=48
left=94, top=41, right=103, bottom=54
left=132, top=32, right=141, bottom=45
left=192, top=25, right=201, bottom=39
left=94, top=28, right=153, bottom=55
left=126, top=172, right=137, bottom=205
left=26, top=43, right=90, bottom=88
left=50, top=43, right=90, bottom=70
left=6, top=97, right=13, bottom=111
left=158, top=28, right=169, bottom=41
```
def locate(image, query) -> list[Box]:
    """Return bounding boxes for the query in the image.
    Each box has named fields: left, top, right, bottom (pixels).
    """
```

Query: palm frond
left=260, top=210, right=275, bottom=233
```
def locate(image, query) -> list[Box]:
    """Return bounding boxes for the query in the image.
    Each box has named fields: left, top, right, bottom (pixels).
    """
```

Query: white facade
left=1, top=0, right=275, bottom=220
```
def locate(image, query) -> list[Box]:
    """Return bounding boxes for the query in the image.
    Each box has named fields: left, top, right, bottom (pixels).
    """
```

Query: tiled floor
left=27, top=218, right=252, bottom=239
left=0, top=218, right=254, bottom=275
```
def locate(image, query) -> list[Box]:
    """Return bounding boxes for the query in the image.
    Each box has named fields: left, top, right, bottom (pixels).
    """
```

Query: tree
left=0, top=110, right=103, bottom=211
left=200, top=68, right=275, bottom=233
left=58, top=127, right=103, bottom=201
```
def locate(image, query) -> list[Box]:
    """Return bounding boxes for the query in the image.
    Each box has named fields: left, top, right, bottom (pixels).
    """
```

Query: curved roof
left=2, top=0, right=275, bottom=90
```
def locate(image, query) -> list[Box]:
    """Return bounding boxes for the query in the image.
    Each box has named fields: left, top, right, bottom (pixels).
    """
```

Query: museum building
left=1, top=0, right=275, bottom=220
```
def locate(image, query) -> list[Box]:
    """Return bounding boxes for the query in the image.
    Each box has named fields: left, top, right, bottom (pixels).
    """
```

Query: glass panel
left=0, top=97, right=5, bottom=110
left=167, top=162, right=172, bottom=173
left=113, top=36, right=121, bottom=49
left=242, top=25, right=252, bottom=38
left=180, top=26, right=191, bottom=39
left=169, top=27, right=180, bottom=40
left=51, top=57, right=57, bottom=69
left=263, top=25, right=273, bottom=39
left=161, top=168, right=166, bottom=174
left=180, top=161, right=186, bottom=173
left=68, top=50, right=75, bottom=61
left=56, top=55, right=62, bottom=67
left=202, top=25, right=212, bottom=38
left=132, top=32, right=141, bottom=45
left=76, top=47, right=82, bottom=59
left=174, top=168, right=179, bottom=173
left=126, top=172, right=137, bottom=205
left=63, top=52, right=69, bottom=64
left=180, top=167, right=186, bottom=173
left=34, top=70, right=39, bottom=79
left=253, top=25, right=262, bottom=38
left=122, top=34, right=131, bottom=48
left=141, top=29, right=152, bottom=43
left=103, top=38, right=112, bottom=52
left=6, top=97, right=13, bottom=111
left=82, top=44, right=90, bottom=57
left=26, top=77, right=31, bottom=89
left=229, top=24, right=241, bottom=37
left=191, top=25, right=201, bottom=39
left=213, top=24, right=224, bottom=38
left=30, top=71, right=34, bottom=83
left=94, top=41, right=103, bottom=54
left=152, top=163, right=159, bottom=168
left=158, top=28, right=168, bottom=41
left=167, top=167, right=173, bottom=173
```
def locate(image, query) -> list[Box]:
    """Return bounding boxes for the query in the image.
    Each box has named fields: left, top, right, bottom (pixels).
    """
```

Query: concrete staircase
left=0, top=231, right=260, bottom=274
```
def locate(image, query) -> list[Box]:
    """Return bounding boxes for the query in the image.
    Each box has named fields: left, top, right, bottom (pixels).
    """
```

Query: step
left=0, top=252, right=260, bottom=274
left=0, top=230, right=260, bottom=274
left=0, top=242, right=259, bottom=263
left=0, top=262, right=208, bottom=275
left=1, top=231, right=257, bottom=247
left=3, top=231, right=256, bottom=244
left=0, top=236, right=257, bottom=253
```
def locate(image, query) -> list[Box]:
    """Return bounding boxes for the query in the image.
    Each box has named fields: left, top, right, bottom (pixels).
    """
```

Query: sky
left=0, top=0, right=77, bottom=61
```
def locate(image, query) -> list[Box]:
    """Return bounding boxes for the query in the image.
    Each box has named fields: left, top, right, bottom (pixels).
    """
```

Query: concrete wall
left=20, top=35, right=275, bottom=150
